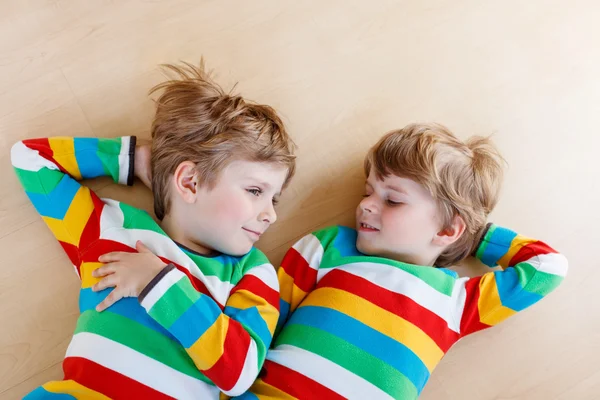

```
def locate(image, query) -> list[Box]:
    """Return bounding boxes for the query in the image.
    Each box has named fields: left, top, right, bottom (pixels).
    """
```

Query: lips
left=359, top=222, right=380, bottom=232
left=242, top=228, right=262, bottom=238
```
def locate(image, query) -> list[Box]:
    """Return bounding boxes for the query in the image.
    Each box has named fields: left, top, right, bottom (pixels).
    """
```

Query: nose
left=359, top=195, right=377, bottom=214
left=259, top=201, right=277, bottom=224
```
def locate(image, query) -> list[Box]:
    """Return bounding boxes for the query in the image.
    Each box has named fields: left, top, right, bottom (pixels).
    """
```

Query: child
left=236, top=123, right=567, bottom=399
left=11, top=62, right=296, bottom=399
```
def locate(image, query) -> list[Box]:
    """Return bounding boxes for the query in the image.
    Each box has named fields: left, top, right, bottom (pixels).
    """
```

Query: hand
left=135, top=140, right=152, bottom=188
left=93, top=241, right=167, bottom=312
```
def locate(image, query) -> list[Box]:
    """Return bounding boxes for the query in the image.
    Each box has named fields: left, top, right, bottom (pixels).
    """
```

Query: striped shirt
left=239, top=225, right=568, bottom=399
left=11, top=136, right=279, bottom=399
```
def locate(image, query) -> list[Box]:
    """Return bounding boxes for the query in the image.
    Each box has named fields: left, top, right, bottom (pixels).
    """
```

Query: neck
left=160, top=213, right=214, bottom=256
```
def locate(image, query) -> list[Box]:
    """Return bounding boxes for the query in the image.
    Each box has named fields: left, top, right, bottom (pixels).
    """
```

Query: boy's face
left=180, top=160, right=288, bottom=256
left=355, top=167, right=443, bottom=266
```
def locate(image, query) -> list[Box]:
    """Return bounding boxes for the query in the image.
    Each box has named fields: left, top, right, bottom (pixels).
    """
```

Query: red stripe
left=230, top=274, right=279, bottom=310
left=81, top=239, right=135, bottom=262
left=63, top=356, right=173, bottom=399
left=318, top=269, right=459, bottom=352
left=261, top=359, right=345, bottom=400
left=23, top=138, right=68, bottom=173
left=78, top=191, right=104, bottom=251
left=459, top=276, right=491, bottom=336
left=280, top=247, right=317, bottom=293
left=202, top=319, right=251, bottom=391
left=509, top=241, right=556, bottom=266
left=59, top=241, right=81, bottom=271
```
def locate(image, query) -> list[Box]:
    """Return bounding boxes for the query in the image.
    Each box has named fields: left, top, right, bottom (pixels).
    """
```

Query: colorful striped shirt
left=239, top=225, right=568, bottom=399
left=11, top=136, right=280, bottom=399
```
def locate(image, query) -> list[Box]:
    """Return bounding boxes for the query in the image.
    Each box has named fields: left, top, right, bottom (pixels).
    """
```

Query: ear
left=432, top=214, right=467, bottom=247
left=172, top=161, right=199, bottom=204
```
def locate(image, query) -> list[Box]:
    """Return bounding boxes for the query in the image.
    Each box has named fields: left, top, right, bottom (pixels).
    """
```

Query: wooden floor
left=1, top=1, right=599, bottom=398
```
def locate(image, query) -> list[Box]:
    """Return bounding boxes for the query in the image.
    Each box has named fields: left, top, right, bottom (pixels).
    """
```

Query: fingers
left=93, top=275, right=117, bottom=292
left=96, top=289, right=123, bottom=312
left=92, top=265, right=115, bottom=278
left=98, top=252, right=127, bottom=263
left=136, top=240, right=151, bottom=253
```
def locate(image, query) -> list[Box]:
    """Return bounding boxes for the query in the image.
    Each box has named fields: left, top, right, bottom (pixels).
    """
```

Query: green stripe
left=520, top=265, right=564, bottom=296
left=150, top=276, right=202, bottom=328
left=183, top=253, right=235, bottom=282
left=97, top=137, right=122, bottom=155
left=75, top=310, right=212, bottom=384
left=278, top=323, right=418, bottom=399
left=97, top=151, right=120, bottom=182
left=313, top=226, right=339, bottom=248
left=321, top=255, right=455, bottom=296
left=14, top=167, right=63, bottom=194
left=119, top=202, right=166, bottom=236
left=476, top=224, right=497, bottom=260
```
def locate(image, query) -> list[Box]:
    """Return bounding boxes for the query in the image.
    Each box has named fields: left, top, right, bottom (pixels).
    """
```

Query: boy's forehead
left=225, top=160, right=288, bottom=185
left=367, top=169, right=424, bottom=195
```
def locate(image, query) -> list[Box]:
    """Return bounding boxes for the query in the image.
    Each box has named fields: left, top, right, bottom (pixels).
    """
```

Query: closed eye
left=247, top=188, right=262, bottom=196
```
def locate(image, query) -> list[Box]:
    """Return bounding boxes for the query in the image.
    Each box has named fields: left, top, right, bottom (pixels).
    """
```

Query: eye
left=272, top=198, right=279, bottom=206
left=247, top=188, right=262, bottom=197
left=387, top=200, right=403, bottom=206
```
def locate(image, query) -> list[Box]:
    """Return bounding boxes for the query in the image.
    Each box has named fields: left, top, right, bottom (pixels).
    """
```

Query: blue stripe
left=277, top=299, right=290, bottom=333
left=79, top=288, right=175, bottom=340
left=224, top=306, right=272, bottom=350
left=74, top=138, right=105, bottom=179
left=481, top=226, right=518, bottom=267
left=169, top=295, right=222, bottom=347
left=494, top=270, right=543, bottom=311
left=333, top=226, right=363, bottom=257
left=26, top=174, right=80, bottom=219
left=289, top=305, right=429, bottom=393
left=24, top=387, right=76, bottom=400
left=232, top=392, right=260, bottom=400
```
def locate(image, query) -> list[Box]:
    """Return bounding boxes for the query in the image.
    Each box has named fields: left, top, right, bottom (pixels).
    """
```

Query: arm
left=137, top=251, right=280, bottom=396
left=456, top=224, right=568, bottom=337
left=10, top=136, right=136, bottom=272
left=276, top=232, right=326, bottom=334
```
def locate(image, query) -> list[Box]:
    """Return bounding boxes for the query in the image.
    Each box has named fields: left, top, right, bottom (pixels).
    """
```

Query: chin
left=356, top=238, right=377, bottom=256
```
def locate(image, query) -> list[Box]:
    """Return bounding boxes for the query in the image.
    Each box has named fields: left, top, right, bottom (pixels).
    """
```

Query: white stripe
left=99, top=222, right=233, bottom=306
left=450, top=277, right=470, bottom=333
left=267, top=344, right=394, bottom=400
left=292, top=234, right=324, bottom=271
left=10, top=141, right=58, bottom=171
left=65, top=332, right=218, bottom=399
left=117, top=136, right=131, bottom=185
left=244, top=263, right=279, bottom=292
left=529, top=252, right=569, bottom=277
left=319, top=262, right=461, bottom=332
left=140, top=268, right=186, bottom=310
left=222, top=338, right=259, bottom=396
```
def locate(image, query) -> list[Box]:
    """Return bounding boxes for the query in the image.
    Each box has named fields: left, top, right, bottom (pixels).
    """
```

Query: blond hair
left=149, top=61, right=296, bottom=220
left=364, top=123, right=505, bottom=267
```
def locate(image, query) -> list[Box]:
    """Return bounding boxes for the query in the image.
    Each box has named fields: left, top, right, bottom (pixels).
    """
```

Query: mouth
left=242, top=228, right=262, bottom=239
left=359, top=222, right=380, bottom=232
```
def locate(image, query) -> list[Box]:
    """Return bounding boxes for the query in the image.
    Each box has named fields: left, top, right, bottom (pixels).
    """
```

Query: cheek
left=209, top=194, right=255, bottom=225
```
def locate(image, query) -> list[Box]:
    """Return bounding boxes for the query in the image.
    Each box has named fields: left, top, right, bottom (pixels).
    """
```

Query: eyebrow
left=365, top=180, right=408, bottom=195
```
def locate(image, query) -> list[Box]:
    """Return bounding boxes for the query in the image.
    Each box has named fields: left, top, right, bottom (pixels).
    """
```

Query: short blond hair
left=149, top=62, right=296, bottom=220
left=364, top=123, right=505, bottom=267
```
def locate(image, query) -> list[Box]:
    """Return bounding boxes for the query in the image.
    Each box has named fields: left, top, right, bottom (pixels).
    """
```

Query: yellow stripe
left=49, top=137, right=82, bottom=179
left=497, top=235, right=535, bottom=268
left=301, top=288, right=443, bottom=371
left=278, top=268, right=307, bottom=311
left=43, top=380, right=111, bottom=399
left=478, top=273, right=517, bottom=326
left=41, top=186, right=95, bottom=246
left=188, top=316, right=228, bottom=370
left=80, top=262, right=103, bottom=288
left=227, top=289, right=279, bottom=335
left=250, top=378, right=298, bottom=400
